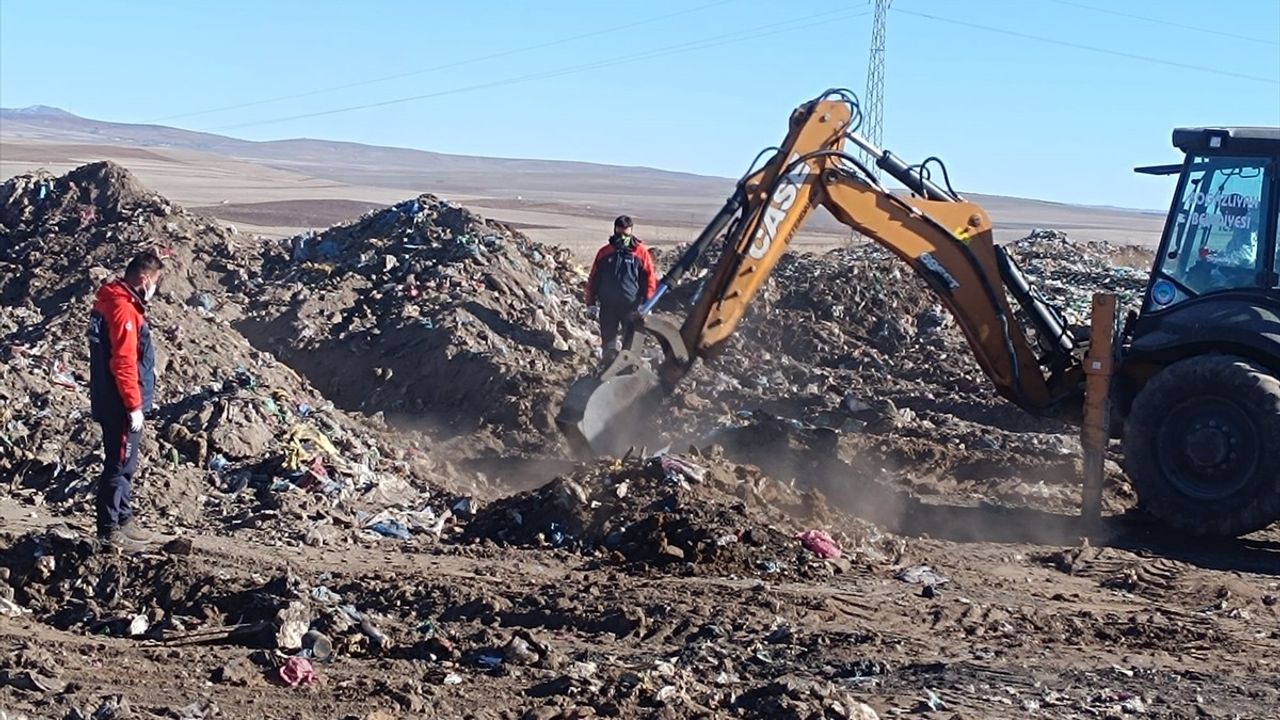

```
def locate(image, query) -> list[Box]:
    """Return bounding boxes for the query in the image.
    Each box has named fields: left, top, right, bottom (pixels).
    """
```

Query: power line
left=147, top=0, right=744, bottom=123
left=207, top=7, right=873, bottom=133
left=893, top=7, right=1280, bottom=85
left=1043, top=0, right=1279, bottom=47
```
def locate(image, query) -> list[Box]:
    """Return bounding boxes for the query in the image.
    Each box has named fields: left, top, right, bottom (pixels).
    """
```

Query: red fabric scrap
left=796, top=529, right=842, bottom=559
left=277, top=656, right=317, bottom=687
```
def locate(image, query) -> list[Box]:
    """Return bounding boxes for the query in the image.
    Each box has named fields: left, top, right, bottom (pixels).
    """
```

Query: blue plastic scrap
left=369, top=519, right=411, bottom=540
left=548, top=522, right=567, bottom=547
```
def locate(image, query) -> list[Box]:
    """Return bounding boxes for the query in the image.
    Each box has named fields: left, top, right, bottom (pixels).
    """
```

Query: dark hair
left=125, top=251, right=165, bottom=280
left=614, top=215, right=633, bottom=229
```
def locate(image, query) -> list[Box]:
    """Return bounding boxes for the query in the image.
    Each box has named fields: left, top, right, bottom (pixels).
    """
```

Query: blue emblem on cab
left=1151, top=280, right=1177, bottom=306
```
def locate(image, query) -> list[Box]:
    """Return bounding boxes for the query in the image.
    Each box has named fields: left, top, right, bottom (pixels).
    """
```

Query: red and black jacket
left=88, top=280, right=156, bottom=420
left=585, top=236, right=657, bottom=308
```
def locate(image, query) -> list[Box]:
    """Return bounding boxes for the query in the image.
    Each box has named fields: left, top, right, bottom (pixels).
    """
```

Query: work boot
left=98, top=528, right=148, bottom=554
left=117, top=520, right=157, bottom=545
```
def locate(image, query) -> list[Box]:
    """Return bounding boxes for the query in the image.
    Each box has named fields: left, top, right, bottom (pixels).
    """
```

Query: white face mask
left=143, top=281, right=157, bottom=301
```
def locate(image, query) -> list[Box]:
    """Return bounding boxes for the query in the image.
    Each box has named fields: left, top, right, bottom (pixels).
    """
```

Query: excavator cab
left=1139, top=128, right=1279, bottom=308
left=1118, top=127, right=1280, bottom=536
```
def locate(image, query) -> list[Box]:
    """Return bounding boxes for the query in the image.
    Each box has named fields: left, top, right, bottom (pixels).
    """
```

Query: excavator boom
left=557, top=90, right=1085, bottom=457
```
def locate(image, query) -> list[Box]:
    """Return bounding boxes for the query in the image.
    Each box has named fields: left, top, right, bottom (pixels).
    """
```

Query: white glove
left=129, top=409, right=144, bottom=433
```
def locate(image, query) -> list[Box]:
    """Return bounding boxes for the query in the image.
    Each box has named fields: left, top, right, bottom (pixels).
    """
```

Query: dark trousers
left=96, top=412, right=141, bottom=535
left=599, top=303, right=633, bottom=355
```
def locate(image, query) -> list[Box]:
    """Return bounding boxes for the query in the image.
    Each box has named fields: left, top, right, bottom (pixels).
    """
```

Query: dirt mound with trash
left=1, top=160, right=1274, bottom=720
left=464, top=451, right=903, bottom=577
left=0, top=161, right=156, bottom=238
left=235, top=196, right=598, bottom=452
left=0, top=163, right=461, bottom=544
left=688, top=230, right=1149, bottom=418
left=641, top=231, right=1151, bottom=511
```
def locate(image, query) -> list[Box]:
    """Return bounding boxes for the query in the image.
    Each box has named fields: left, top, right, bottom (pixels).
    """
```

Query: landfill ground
left=1, top=163, right=1278, bottom=720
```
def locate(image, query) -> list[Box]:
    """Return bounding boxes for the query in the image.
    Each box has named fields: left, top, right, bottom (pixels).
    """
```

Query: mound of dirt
left=0, top=163, right=460, bottom=544
left=236, top=196, right=598, bottom=451
left=0, top=162, right=156, bottom=238
left=464, top=451, right=902, bottom=576
left=639, top=231, right=1150, bottom=512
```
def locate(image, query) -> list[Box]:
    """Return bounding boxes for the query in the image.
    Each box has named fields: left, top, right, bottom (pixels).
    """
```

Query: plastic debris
left=127, top=613, right=149, bottom=637
left=796, top=529, right=842, bottom=559
left=896, top=565, right=949, bottom=586
left=658, top=455, right=706, bottom=484
left=276, top=657, right=317, bottom=687
left=282, top=424, right=340, bottom=472
left=311, top=586, right=343, bottom=605
left=475, top=651, right=504, bottom=670
left=369, top=519, right=411, bottom=540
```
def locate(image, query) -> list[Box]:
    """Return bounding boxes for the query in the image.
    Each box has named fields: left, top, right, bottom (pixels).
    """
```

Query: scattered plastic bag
left=369, top=519, right=411, bottom=540
left=896, top=564, right=948, bottom=586
left=658, top=455, right=706, bottom=484
left=282, top=424, right=340, bottom=472
left=796, top=529, right=842, bottom=559
left=276, top=656, right=317, bottom=687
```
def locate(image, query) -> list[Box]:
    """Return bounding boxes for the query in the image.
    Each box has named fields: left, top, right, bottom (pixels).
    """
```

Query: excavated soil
left=1, top=164, right=1277, bottom=720
left=233, top=196, right=596, bottom=453
left=0, top=163, right=466, bottom=548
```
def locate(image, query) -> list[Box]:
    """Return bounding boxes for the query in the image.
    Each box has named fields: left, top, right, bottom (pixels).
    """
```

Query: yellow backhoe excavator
left=557, top=89, right=1280, bottom=538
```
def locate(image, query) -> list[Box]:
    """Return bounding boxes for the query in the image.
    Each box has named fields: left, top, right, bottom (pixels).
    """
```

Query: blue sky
left=1, top=0, right=1277, bottom=209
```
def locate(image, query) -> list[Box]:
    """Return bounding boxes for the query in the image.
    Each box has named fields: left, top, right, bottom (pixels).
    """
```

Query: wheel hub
left=1157, top=398, right=1258, bottom=501
left=1184, top=423, right=1232, bottom=468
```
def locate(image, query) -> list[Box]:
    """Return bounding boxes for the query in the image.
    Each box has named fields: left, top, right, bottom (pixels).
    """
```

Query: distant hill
left=0, top=105, right=1167, bottom=248
left=0, top=105, right=729, bottom=195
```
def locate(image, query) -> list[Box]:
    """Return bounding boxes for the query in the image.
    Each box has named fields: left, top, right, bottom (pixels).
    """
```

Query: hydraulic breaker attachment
left=1080, top=293, right=1118, bottom=523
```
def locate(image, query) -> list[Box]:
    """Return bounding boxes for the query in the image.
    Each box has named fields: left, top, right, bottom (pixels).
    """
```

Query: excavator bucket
left=556, top=315, right=688, bottom=457
left=556, top=367, right=662, bottom=458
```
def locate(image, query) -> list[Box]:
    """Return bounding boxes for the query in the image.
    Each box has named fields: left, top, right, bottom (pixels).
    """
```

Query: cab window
left=1156, top=155, right=1269, bottom=298
left=1274, top=203, right=1280, bottom=288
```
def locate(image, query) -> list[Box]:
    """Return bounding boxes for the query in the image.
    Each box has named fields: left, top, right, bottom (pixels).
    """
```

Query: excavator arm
left=558, top=89, right=1087, bottom=457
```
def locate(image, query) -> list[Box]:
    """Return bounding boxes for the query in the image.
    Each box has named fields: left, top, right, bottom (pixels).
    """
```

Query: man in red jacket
left=585, top=215, right=657, bottom=363
left=88, top=251, right=164, bottom=550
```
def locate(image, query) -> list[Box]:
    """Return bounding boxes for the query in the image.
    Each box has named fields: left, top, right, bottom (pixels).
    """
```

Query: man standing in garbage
left=88, top=251, right=164, bottom=550
left=584, top=215, right=657, bottom=363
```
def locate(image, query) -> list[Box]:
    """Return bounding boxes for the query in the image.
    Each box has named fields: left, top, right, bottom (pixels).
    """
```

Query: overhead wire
left=892, top=7, right=1280, bottom=85
left=206, top=7, right=873, bottom=132
left=1042, top=0, right=1279, bottom=46
left=147, top=0, right=745, bottom=123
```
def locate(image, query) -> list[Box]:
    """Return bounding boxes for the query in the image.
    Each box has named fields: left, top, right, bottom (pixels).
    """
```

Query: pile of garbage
left=0, top=526, right=410, bottom=669
left=237, top=196, right=598, bottom=451
left=0, top=163, right=460, bottom=543
left=1, top=521, right=895, bottom=719
left=465, top=451, right=901, bottom=576
left=636, top=233, right=1150, bottom=503
left=1006, top=228, right=1150, bottom=324
left=1, top=526, right=278, bottom=636
left=1, top=162, right=158, bottom=240
left=701, top=232, right=1148, bottom=410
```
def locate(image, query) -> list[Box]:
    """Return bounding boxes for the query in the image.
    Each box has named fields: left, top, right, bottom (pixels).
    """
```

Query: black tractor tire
left=1123, top=354, right=1280, bottom=537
